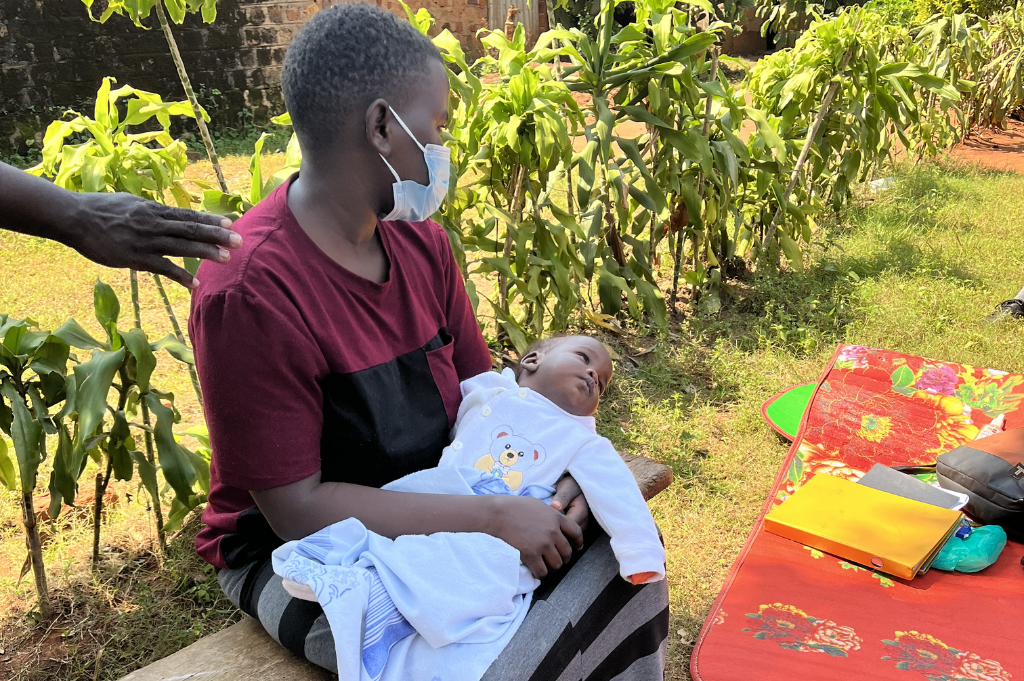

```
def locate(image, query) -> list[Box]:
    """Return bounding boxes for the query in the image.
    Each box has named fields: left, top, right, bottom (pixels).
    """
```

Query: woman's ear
left=366, top=98, right=392, bottom=157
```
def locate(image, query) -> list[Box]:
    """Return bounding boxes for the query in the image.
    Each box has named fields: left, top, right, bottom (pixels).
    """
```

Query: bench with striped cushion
left=120, top=453, right=672, bottom=681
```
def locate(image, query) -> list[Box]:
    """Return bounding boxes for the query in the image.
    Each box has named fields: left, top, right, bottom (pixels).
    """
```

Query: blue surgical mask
left=379, top=107, right=451, bottom=222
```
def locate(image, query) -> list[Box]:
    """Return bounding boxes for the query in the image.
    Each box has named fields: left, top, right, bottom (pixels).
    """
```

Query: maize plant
left=0, top=281, right=204, bottom=616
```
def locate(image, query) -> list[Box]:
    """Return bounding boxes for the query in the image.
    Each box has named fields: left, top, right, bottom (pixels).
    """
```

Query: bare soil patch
left=950, top=118, right=1024, bottom=172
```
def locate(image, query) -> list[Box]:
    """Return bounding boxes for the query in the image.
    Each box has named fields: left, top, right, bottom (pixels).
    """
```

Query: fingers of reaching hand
left=145, top=256, right=198, bottom=289
left=158, top=207, right=240, bottom=248
left=147, top=236, right=230, bottom=263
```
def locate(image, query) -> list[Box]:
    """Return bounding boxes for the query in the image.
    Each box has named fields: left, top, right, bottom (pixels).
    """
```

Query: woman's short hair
left=282, top=3, right=441, bottom=150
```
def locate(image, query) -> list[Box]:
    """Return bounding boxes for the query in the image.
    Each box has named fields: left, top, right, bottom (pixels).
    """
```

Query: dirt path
left=950, top=118, right=1024, bottom=172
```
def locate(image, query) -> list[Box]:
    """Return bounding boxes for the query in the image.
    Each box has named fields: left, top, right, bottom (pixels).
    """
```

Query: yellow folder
left=765, top=474, right=963, bottom=579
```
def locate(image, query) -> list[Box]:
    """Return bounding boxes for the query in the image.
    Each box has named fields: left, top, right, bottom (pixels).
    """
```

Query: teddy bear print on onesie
left=473, top=427, right=545, bottom=492
left=438, top=368, right=666, bottom=586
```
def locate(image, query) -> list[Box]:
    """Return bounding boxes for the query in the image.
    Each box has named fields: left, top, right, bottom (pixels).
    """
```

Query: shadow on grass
left=0, top=515, right=241, bottom=681
left=598, top=161, right=1010, bottom=488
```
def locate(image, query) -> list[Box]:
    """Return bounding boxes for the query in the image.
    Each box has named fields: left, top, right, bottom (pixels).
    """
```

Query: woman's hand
left=484, top=495, right=583, bottom=579
left=550, top=475, right=590, bottom=532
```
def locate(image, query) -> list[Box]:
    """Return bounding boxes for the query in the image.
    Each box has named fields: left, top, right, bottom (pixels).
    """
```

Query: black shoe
left=990, top=298, right=1024, bottom=321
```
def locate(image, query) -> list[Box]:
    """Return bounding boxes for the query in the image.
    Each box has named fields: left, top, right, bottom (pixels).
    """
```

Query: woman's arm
left=0, top=161, right=239, bottom=288
left=251, top=471, right=584, bottom=579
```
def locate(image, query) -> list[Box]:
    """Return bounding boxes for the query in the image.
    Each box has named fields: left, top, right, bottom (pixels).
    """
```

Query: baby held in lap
left=274, top=335, right=663, bottom=678
left=440, top=335, right=665, bottom=585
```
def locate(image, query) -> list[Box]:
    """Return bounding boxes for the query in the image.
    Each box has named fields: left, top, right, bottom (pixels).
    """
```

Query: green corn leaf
left=620, top=106, right=671, bottom=130
left=72, top=347, right=125, bottom=455
left=144, top=392, right=196, bottom=502
left=201, top=0, right=217, bottom=22
left=48, top=425, right=77, bottom=515
left=678, top=177, right=703, bottom=230
left=3, top=325, right=27, bottom=358
left=249, top=132, right=270, bottom=206
left=122, top=328, right=156, bottom=393
left=28, top=337, right=71, bottom=377
left=0, top=381, right=43, bottom=493
left=52, top=319, right=107, bottom=350
left=185, top=445, right=210, bottom=495
left=108, top=440, right=135, bottom=482
left=130, top=448, right=160, bottom=513
left=0, top=437, right=16, bottom=491
left=93, top=279, right=120, bottom=345
left=628, top=185, right=658, bottom=213
left=150, top=334, right=194, bottom=366
left=94, top=77, right=112, bottom=129
left=56, top=373, right=77, bottom=421
left=909, top=74, right=960, bottom=101
left=164, top=0, right=186, bottom=23
left=597, top=266, right=623, bottom=316
left=747, top=108, right=788, bottom=163
left=81, top=154, right=111, bottom=193
left=778, top=231, right=804, bottom=271
left=634, top=279, right=667, bottom=327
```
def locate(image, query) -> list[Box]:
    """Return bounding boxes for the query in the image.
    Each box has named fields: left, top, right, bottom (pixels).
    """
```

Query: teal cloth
left=933, top=525, right=1007, bottom=573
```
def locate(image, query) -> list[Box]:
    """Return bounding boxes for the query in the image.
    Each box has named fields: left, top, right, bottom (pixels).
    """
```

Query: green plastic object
left=933, top=525, right=1008, bottom=573
left=762, top=383, right=817, bottom=440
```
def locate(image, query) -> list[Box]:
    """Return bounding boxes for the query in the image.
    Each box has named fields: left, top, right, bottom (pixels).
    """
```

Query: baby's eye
left=578, top=352, right=590, bottom=364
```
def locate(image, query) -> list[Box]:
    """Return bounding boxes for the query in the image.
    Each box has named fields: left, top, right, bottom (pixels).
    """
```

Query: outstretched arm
left=0, top=161, right=240, bottom=288
left=566, top=438, right=665, bottom=583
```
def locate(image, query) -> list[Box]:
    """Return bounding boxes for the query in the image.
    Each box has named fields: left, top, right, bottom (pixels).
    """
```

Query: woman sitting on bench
left=188, top=5, right=668, bottom=680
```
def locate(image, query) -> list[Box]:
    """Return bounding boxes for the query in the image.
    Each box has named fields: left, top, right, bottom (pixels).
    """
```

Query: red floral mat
left=691, top=345, right=1024, bottom=681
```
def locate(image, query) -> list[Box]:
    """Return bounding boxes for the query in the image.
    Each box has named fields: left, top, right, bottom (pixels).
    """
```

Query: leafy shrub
left=915, top=0, right=1015, bottom=20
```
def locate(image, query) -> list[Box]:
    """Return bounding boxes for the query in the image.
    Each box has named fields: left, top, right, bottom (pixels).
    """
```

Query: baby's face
left=518, top=337, right=613, bottom=416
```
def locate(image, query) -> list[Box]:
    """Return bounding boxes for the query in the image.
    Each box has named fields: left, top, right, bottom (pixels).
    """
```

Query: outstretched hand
left=67, top=193, right=240, bottom=289
left=0, top=162, right=241, bottom=290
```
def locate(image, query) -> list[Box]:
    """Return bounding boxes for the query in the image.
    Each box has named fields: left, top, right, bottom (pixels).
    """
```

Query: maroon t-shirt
left=189, top=177, right=491, bottom=569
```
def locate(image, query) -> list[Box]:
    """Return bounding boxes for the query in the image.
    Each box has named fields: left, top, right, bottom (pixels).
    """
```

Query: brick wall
left=720, top=8, right=770, bottom=56
left=332, top=0, right=488, bottom=51
left=0, top=0, right=486, bottom=156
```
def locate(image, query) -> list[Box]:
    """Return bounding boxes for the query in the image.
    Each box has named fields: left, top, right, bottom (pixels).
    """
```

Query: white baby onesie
left=439, top=368, right=666, bottom=583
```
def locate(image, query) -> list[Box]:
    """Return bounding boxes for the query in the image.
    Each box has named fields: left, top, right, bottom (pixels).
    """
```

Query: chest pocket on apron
left=319, top=328, right=458, bottom=488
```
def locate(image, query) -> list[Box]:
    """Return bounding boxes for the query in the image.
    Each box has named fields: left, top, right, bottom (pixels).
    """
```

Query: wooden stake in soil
left=153, top=0, right=230, bottom=194
left=498, top=164, right=527, bottom=315
left=671, top=44, right=718, bottom=309
left=130, top=271, right=167, bottom=554
left=504, top=6, right=520, bottom=41
left=92, top=471, right=105, bottom=567
left=152, top=274, right=204, bottom=408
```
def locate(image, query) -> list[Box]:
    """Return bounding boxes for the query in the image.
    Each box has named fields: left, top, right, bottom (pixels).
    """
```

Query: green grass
left=1, top=159, right=1023, bottom=679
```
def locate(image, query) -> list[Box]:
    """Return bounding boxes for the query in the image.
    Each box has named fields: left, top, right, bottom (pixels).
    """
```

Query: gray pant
left=218, top=527, right=668, bottom=680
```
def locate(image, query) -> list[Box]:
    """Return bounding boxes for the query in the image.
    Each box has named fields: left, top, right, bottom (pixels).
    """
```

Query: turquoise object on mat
left=761, top=383, right=816, bottom=440
left=933, top=525, right=1008, bottom=573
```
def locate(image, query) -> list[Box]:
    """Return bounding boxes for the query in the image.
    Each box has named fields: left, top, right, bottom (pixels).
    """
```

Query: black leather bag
left=936, top=428, right=1024, bottom=538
